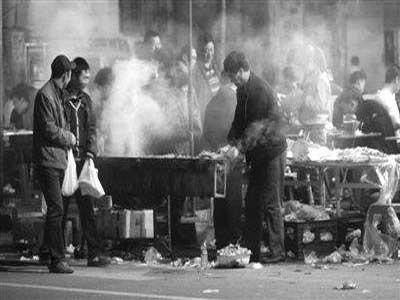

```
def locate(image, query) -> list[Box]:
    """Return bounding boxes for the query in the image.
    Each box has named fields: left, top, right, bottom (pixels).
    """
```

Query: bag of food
left=61, top=149, right=79, bottom=196
left=78, top=158, right=105, bottom=198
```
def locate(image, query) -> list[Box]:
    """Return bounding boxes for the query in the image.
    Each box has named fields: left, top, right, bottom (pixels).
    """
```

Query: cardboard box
left=96, top=209, right=154, bottom=239
left=117, top=210, right=142, bottom=239
left=142, top=210, right=154, bottom=238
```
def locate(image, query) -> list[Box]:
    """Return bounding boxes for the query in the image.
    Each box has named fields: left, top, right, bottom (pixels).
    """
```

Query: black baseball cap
left=51, top=55, right=76, bottom=79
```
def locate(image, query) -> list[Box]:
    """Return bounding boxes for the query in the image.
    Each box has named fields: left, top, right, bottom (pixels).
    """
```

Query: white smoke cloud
left=101, top=57, right=173, bottom=156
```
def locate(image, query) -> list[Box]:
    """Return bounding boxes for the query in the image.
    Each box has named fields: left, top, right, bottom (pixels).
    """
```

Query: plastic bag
left=78, top=158, right=105, bottom=198
left=320, top=231, right=333, bottom=242
left=363, top=206, right=399, bottom=259
left=387, top=206, right=400, bottom=239
left=61, top=149, right=79, bottom=196
left=303, top=229, right=315, bottom=244
left=363, top=157, right=400, bottom=260
left=361, top=157, right=400, bottom=205
left=304, top=251, right=319, bottom=265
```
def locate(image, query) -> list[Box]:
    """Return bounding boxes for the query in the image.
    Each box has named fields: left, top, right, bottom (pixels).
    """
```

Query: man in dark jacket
left=332, top=70, right=366, bottom=129
left=224, top=51, right=287, bottom=263
left=33, top=55, right=77, bottom=273
left=64, top=57, right=110, bottom=267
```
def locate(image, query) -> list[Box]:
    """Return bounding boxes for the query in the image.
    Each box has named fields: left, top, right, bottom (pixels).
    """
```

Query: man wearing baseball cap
left=33, top=55, right=77, bottom=273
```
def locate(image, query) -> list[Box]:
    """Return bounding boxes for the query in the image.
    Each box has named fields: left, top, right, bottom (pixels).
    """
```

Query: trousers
left=244, top=151, right=286, bottom=262
left=62, top=159, right=102, bottom=259
left=38, top=166, right=65, bottom=263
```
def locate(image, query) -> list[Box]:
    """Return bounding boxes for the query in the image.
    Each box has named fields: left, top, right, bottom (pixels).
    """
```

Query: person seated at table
left=298, top=45, right=332, bottom=144
left=332, top=70, right=366, bottom=129
left=356, top=66, right=400, bottom=153
left=9, top=82, right=36, bottom=130
left=375, top=65, right=400, bottom=136
left=277, top=66, right=302, bottom=127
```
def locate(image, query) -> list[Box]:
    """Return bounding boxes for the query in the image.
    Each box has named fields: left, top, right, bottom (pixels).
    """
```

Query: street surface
left=0, top=260, right=399, bottom=300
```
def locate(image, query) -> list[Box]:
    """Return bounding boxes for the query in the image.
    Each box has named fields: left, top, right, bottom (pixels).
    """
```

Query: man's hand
left=69, top=133, right=77, bottom=146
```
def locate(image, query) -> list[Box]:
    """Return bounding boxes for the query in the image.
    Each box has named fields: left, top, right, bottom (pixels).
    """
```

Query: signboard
left=26, top=43, right=48, bottom=88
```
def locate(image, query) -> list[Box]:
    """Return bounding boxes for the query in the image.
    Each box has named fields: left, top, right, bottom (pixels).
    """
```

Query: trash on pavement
left=66, top=244, right=75, bottom=255
left=215, top=244, right=251, bottom=268
left=144, top=246, right=163, bottom=265
left=20, top=256, right=30, bottom=261
left=304, top=251, right=319, bottom=265
left=202, top=289, right=219, bottom=294
left=335, top=281, right=357, bottom=290
left=111, top=256, right=124, bottom=264
left=322, top=251, right=342, bottom=264
left=286, top=250, right=296, bottom=259
left=249, top=262, right=263, bottom=269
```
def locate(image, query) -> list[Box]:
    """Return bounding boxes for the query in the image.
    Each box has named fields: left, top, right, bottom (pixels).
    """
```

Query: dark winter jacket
left=228, top=73, right=287, bottom=163
left=65, top=81, right=97, bottom=159
left=33, top=80, right=76, bottom=169
left=332, top=86, right=363, bottom=129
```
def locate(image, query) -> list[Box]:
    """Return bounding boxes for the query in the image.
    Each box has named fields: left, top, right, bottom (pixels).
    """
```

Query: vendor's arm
left=227, top=97, right=244, bottom=146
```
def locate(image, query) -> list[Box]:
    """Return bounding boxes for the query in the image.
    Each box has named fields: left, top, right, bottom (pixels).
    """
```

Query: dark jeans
left=37, top=166, right=65, bottom=264
left=62, top=160, right=102, bottom=259
left=244, top=151, right=286, bottom=262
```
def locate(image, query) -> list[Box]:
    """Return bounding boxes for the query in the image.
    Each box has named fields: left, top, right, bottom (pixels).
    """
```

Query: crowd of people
left=5, top=28, right=400, bottom=272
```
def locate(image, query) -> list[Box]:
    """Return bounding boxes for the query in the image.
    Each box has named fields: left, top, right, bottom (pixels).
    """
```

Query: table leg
left=167, top=195, right=172, bottom=251
left=334, top=168, right=342, bottom=217
left=319, top=167, right=326, bottom=207
left=306, top=172, right=314, bottom=205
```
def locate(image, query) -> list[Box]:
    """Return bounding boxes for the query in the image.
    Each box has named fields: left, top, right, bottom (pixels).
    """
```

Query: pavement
left=0, top=260, right=399, bottom=300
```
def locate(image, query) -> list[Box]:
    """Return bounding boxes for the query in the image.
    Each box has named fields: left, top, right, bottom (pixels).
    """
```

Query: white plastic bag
left=62, top=149, right=79, bottom=196
left=78, top=158, right=105, bottom=198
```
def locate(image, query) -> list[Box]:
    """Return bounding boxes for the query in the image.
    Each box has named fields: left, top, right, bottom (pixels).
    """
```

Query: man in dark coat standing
left=33, top=55, right=77, bottom=273
left=64, top=57, right=110, bottom=267
left=224, top=51, right=287, bottom=263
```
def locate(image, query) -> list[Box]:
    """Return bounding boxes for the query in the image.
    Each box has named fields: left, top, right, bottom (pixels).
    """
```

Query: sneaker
left=87, top=255, right=111, bottom=267
left=260, top=255, right=285, bottom=264
left=48, top=261, right=74, bottom=273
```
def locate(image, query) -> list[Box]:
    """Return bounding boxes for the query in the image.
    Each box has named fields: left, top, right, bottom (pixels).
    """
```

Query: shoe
left=48, top=261, right=74, bottom=273
left=87, top=255, right=111, bottom=267
left=260, top=255, right=285, bottom=264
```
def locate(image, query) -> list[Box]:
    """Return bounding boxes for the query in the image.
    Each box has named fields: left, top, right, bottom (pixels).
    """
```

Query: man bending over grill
left=224, top=51, right=287, bottom=263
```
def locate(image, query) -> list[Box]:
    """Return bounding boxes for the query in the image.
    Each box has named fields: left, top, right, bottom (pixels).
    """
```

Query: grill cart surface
left=96, top=156, right=227, bottom=250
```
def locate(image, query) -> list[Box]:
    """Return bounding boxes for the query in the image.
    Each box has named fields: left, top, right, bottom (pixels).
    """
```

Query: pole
left=220, top=0, right=226, bottom=70
left=188, top=0, right=194, bottom=156
left=0, top=2, right=4, bottom=203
